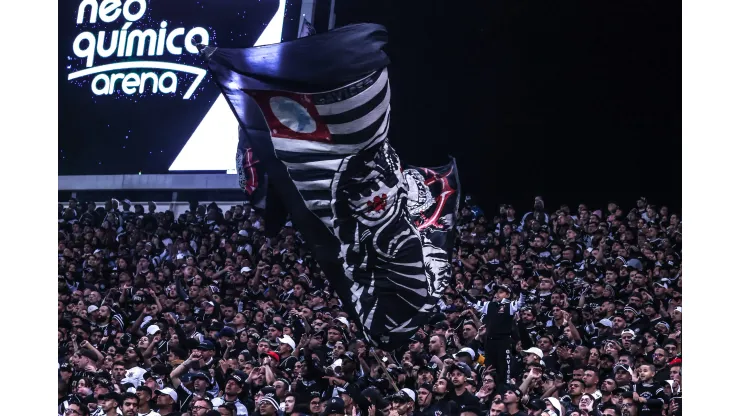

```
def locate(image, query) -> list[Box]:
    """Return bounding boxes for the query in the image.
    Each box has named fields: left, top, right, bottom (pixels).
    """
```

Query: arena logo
left=67, top=0, right=210, bottom=99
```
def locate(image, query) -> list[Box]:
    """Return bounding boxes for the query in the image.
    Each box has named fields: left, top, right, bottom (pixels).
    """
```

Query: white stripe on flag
left=283, top=159, right=342, bottom=171
left=294, top=179, right=333, bottom=190
left=328, top=87, right=391, bottom=135
left=315, top=69, right=389, bottom=116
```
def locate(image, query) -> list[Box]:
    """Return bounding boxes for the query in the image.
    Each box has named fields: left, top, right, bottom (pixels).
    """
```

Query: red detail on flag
left=416, top=167, right=456, bottom=230
left=243, top=89, right=332, bottom=143
left=242, top=148, right=260, bottom=194
left=368, top=194, right=388, bottom=212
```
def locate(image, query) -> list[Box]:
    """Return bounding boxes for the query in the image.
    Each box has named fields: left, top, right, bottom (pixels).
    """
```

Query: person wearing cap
left=462, top=276, right=525, bottom=387
left=211, top=371, right=248, bottom=416
left=320, top=397, right=345, bottom=416
left=589, top=318, right=613, bottom=348
left=444, top=361, right=477, bottom=404
left=153, top=387, right=180, bottom=416
left=499, top=384, right=525, bottom=416
left=453, top=347, right=484, bottom=380
left=169, top=350, right=214, bottom=412
left=612, top=364, right=634, bottom=392
left=257, top=391, right=280, bottom=416
left=98, top=392, right=124, bottom=416
left=277, top=334, right=298, bottom=371
left=389, top=388, right=416, bottom=415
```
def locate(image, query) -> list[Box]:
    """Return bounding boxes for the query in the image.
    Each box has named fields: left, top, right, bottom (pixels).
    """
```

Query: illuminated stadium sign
left=69, top=0, right=210, bottom=99
left=60, top=0, right=287, bottom=173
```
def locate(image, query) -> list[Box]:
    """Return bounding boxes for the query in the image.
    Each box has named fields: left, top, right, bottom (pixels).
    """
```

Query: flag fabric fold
left=235, top=126, right=268, bottom=208
left=404, top=159, right=461, bottom=300
left=202, top=23, right=457, bottom=350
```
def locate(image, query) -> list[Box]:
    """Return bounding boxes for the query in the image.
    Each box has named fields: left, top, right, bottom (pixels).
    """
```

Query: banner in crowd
left=200, top=24, right=451, bottom=349
left=236, top=126, right=268, bottom=208
left=405, top=159, right=461, bottom=299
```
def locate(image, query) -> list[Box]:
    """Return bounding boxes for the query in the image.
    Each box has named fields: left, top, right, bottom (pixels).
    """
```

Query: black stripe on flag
left=275, top=150, right=349, bottom=164
left=321, top=82, right=389, bottom=126
left=288, top=168, right=337, bottom=182
left=330, top=110, right=389, bottom=145
left=298, top=189, right=332, bottom=202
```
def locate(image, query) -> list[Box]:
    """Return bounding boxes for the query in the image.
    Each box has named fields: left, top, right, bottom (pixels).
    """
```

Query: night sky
left=59, top=0, right=680, bottom=214
left=336, top=0, right=681, bottom=214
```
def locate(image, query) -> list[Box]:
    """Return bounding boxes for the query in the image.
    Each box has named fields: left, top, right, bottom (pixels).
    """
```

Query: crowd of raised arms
left=58, top=196, right=682, bottom=416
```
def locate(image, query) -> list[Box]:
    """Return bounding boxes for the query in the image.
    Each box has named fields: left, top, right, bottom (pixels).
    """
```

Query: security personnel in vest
left=463, top=282, right=525, bottom=387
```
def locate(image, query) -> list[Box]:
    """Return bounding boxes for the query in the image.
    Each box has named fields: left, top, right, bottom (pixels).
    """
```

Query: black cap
left=496, top=284, right=512, bottom=293
left=99, top=392, right=123, bottom=404
left=196, top=340, right=215, bottom=350
left=190, top=371, right=211, bottom=384
left=227, top=370, right=247, bottom=387
left=448, top=362, right=472, bottom=378
left=432, top=321, right=450, bottom=330
left=321, top=397, right=345, bottom=415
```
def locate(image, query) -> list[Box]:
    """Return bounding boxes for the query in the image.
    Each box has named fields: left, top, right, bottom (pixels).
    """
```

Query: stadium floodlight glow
left=169, top=0, right=286, bottom=172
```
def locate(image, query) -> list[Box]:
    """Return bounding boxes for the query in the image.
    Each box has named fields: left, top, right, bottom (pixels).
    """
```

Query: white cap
left=334, top=317, right=350, bottom=327
left=546, top=397, right=563, bottom=416
left=146, top=325, right=161, bottom=336
left=400, top=388, right=416, bottom=402
left=285, top=221, right=293, bottom=227
left=87, top=305, right=99, bottom=314
left=240, top=266, right=252, bottom=274
left=278, top=335, right=296, bottom=350
left=176, top=253, right=186, bottom=260
left=162, top=238, right=173, bottom=247
left=521, top=347, right=544, bottom=359
left=238, top=229, right=249, bottom=237
left=155, top=387, right=178, bottom=402
left=123, top=199, right=132, bottom=205
left=621, top=329, right=636, bottom=338
left=598, top=318, right=613, bottom=328
left=454, top=347, right=476, bottom=359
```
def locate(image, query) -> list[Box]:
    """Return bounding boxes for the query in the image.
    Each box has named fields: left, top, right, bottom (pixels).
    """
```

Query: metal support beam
left=299, top=0, right=317, bottom=34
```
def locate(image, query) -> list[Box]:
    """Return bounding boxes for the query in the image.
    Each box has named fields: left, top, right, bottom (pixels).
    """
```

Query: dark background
left=336, top=0, right=681, bottom=214
left=59, top=0, right=680, bottom=214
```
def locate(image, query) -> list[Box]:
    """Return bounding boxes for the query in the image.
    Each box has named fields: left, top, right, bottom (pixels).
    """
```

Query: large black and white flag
left=405, top=159, right=461, bottom=300
left=200, top=24, right=452, bottom=349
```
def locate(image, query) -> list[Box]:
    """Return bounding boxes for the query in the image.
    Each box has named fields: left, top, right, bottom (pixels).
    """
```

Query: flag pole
left=369, top=348, right=400, bottom=393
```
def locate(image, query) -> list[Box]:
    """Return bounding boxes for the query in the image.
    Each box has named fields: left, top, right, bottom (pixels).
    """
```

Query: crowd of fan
left=58, top=196, right=682, bottom=416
